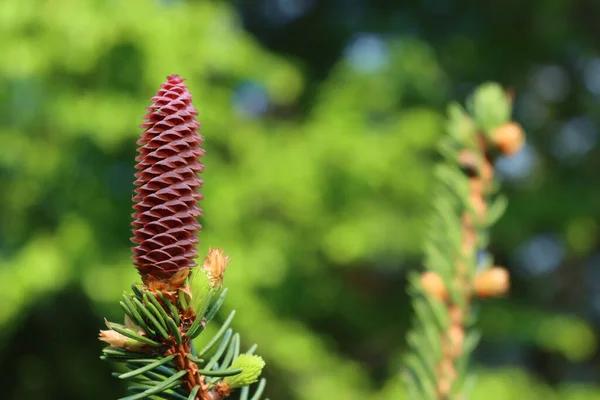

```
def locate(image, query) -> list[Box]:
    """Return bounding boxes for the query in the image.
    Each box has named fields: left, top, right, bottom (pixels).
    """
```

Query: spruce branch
left=405, top=82, right=525, bottom=399
left=99, top=75, right=267, bottom=400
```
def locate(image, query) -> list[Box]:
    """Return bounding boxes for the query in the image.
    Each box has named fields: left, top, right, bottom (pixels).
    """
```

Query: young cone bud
left=449, top=305, right=463, bottom=325
left=491, top=122, right=524, bottom=155
left=420, top=272, right=448, bottom=301
left=223, top=354, right=265, bottom=388
left=131, top=75, right=205, bottom=284
left=474, top=267, right=510, bottom=297
left=99, top=330, right=147, bottom=351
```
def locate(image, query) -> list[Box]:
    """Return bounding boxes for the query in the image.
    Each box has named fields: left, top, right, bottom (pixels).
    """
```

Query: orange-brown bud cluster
left=491, top=122, right=525, bottom=155
left=473, top=267, right=510, bottom=298
left=421, top=271, right=448, bottom=301
left=420, top=268, right=510, bottom=301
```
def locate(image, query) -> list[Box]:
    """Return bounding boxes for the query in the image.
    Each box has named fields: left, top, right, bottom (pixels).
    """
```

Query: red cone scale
left=131, top=75, right=204, bottom=280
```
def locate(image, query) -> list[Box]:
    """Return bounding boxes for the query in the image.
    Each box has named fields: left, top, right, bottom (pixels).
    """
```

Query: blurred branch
left=404, top=83, right=525, bottom=399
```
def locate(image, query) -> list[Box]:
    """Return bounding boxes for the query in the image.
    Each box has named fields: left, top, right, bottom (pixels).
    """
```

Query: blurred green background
left=1, top=0, right=600, bottom=399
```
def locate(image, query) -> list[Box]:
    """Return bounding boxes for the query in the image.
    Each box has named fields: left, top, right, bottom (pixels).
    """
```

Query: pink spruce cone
left=131, top=75, right=204, bottom=281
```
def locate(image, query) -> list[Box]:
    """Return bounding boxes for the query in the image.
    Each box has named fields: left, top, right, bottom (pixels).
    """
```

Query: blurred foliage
left=0, top=0, right=599, bottom=399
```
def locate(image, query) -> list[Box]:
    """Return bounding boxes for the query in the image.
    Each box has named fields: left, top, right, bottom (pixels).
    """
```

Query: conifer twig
left=405, top=83, right=525, bottom=400
left=99, top=75, right=266, bottom=400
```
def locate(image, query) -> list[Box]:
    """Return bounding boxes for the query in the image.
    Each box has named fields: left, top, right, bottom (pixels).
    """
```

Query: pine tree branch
left=99, top=75, right=266, bottom=400
left=405, top=82, right=525, bottom=399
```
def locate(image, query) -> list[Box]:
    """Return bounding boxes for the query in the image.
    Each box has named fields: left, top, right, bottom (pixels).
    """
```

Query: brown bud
left=474, top=267, right=510, bottom=298
left=206, top=390, right=224, bottom=400
left=420, top=272, right=448, bottom=300
left=448, top=325, right=465, bottom=358
left=437, top=358, right=457, bottom=396
left=214, top=381, right=232, bottom=397
left=143, top=268, right=191, bottom=293
left=469, top=191, right=487, bottom=221
left=203, top=248, right=231, bottom=288
left=469, top=177, right=484, bottom=196
left=438, top=377, right=452, bottom=397
left=439, top=358, right=457, bottom=379
left=457, top=150, right=479, bottom=176
left=491, top=122, right=525, bottom=156
left=449, top=306, right=463, bottom=325
left=480, top=158, right=494, bottom=182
